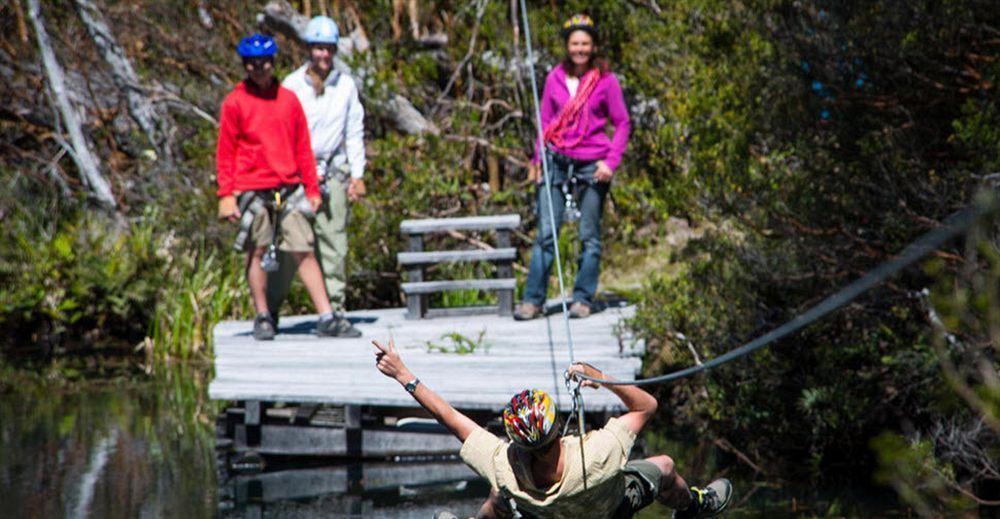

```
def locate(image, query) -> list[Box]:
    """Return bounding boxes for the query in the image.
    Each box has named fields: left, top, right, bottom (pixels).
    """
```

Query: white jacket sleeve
left=345, top=82, right=366, bottom=179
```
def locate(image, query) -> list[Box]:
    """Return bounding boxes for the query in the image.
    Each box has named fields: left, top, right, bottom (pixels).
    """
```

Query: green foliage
left=871, top=432, right=976, bottom=514
left=619, top=0, right=999, bottom=497
left=149, top=250, right=251, bottom=360
left=0, top=208, right=163, bottom=349
left=426, top=329, right=488, bottom=355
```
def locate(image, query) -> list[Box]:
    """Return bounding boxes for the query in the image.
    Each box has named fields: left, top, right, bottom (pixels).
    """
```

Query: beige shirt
left=460, top=417, right=636, bottom=518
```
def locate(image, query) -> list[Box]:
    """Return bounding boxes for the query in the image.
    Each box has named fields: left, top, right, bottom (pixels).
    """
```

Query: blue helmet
left=237, top=34, right=278, bottom=58
left=304, top=16, right=339, bottom=45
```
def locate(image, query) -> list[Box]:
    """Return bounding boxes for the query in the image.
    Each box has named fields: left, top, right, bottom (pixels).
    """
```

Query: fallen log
left=26, top=0, right=116, bottom=210
left=74, top=0, right=176, bottom=167
left=259, top=0, right=439, bottom=136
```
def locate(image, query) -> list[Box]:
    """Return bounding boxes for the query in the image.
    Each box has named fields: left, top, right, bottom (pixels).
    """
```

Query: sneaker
left=253, top=314, right=276, bottom=341
left=316, top=316, right=362, bottom=338
left=568, top=301, right=591, bottom=319
left=513, top=302, right=542, bottom=321
left=673, top=478, right=733, bottom=518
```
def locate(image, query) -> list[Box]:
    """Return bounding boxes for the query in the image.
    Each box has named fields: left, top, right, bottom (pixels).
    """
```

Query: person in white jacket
left=266, top=16, right=365, bottom=337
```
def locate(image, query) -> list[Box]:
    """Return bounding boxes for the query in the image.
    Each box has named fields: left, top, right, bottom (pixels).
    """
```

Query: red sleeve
left=290, top=95, right=320, bottom=198
left=216, top=95, right=240, bottom=197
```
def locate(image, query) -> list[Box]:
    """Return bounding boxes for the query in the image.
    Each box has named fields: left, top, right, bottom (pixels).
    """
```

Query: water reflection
left=219, top=460, right=489, bottom=517
left=0, top=368, right=217, bottom=518
left=0, top=365, right=905, bottom=518
left=0, top=368, right=492, bottom=518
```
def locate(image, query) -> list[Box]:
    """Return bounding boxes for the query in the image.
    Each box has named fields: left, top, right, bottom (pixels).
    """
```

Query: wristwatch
left=404, top=378, right=420, bottom=394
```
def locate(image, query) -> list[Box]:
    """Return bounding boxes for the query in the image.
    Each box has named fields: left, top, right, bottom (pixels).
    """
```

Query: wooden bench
left=398, top=215, right=520, bottom=319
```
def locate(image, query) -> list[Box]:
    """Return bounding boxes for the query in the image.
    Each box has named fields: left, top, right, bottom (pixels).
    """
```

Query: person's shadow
left=541, top=292, right=629, bottom=316
left=279, top=315, right=378, bottom=335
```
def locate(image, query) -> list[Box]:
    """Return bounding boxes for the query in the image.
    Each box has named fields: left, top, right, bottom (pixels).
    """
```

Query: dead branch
left=195, top=0, right=214, bottom=29
left=434, top=0, right=488, bottom=109
left=445, top=229, right=528, bottom=274
left=259, top=0, right=438, bottom=136
left=443, top=134, right=529, bottom=168
left=26, top=0, right=116, bottom=210
left=714, top=438, right=765, bottom=475
left=74, top=0, right=176, bottom=168
left=11, top=0, right=30, bottom=44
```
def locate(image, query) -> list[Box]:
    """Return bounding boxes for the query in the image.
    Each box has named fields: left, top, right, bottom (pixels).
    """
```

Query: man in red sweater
left=216, top=34, right=341, bottom=340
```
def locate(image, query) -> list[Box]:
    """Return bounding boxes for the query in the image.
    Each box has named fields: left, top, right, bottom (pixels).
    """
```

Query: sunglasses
left=243, top=57, right=274, bottom=69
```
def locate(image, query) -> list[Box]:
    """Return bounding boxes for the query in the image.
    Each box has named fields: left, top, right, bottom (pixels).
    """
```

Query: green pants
left=266, top=177, right=349, bottom=313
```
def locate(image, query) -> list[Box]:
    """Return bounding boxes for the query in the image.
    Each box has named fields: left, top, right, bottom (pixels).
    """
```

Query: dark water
left=0, top=365, right=904, bottom=518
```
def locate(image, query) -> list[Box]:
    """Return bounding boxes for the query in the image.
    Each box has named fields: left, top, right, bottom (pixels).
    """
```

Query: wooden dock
left=209, top=304, right=643, bottom=458
left=209, top=304, right=643, bottom=412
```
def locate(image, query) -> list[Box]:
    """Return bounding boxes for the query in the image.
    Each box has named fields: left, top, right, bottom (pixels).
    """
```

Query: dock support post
left=496, top=229, right=514, bottom=316
left=345, top=405, right=362, bottom=458
left=405, top=234, right=426, bottom=319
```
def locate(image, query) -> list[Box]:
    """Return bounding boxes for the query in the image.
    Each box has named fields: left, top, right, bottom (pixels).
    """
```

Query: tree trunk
left=74, top=0, right=176, bottom=168
left=26, top=0, right=116, bottom=210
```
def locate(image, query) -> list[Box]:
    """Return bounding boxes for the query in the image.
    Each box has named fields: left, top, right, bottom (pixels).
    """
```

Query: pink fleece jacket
left=532, top=64, right=630, bottom=171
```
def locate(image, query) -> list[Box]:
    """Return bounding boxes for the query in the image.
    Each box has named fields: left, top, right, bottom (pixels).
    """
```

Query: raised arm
left=373, top=339, right=480, bottom=441
left=567, top=362, right=657, bottom=435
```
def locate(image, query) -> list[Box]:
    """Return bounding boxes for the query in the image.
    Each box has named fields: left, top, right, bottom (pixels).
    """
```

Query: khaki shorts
left=614, top=459, right=663, bottom=518
left=250, top=209, right=314, bottom=253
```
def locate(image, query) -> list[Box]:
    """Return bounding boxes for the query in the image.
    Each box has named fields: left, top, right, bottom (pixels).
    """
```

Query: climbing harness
left=547, top=150, right=597, bottom=224
left=232, top=186, right=315, bottom=271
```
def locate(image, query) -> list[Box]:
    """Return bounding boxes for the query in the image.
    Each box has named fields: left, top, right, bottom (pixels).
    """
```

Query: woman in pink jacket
left=515, top=14, right=630, bottom=321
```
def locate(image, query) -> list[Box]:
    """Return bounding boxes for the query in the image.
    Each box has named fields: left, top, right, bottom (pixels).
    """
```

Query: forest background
left=0, top=0, right=997, bottom=514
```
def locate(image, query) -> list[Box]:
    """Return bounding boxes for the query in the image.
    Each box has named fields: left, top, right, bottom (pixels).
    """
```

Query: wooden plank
left=401, top=278, right=516, bottom=294
left=231, top=462, right=476, bottom=502
left=210, top=382, right=630, bottom=411
left=250, top=425, right=462, bottom=456
left=397, top=248, right=517, bottom=265
left=400, top=214, right=520, bottom=234
left=424, top=306, right=499, bottom=318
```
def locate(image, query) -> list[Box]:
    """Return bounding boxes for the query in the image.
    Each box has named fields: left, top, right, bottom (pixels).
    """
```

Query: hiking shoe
left=513, top=302, right=542, bottom=321
left=253, top=314, right=276, bottom=341
left=569, top=301, right=591, bottom=319
left=316, top=316, right=362, bottom=338
left=673, top=478, right=733, bottom=518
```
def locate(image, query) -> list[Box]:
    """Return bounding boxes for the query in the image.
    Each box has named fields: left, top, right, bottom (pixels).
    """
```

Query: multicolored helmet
left=237, top=34, right=278, bottom=58
left=560, top=14, right=597, bottom=41
left=502, top=389, right=560, bottom=449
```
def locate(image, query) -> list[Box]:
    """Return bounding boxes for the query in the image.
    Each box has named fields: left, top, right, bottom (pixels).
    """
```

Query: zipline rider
left=216, top=33, right=341, bottom=340
left=265, top=17, right=366, bottom=338
left=371, top=338, right=733, bottom=518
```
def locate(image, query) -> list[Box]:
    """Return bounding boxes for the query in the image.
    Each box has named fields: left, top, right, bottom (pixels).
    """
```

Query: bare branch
left=26, top=0, right=116, bottom=210
left=74, top=0, right=176, bottom=167
left=259, top=0, right=438, bottom=136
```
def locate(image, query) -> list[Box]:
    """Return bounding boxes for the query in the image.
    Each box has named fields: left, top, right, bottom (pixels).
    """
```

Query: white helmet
left=304, top=16, right=339, bottom=45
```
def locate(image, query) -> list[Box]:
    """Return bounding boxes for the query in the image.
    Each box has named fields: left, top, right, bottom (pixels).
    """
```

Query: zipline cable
left=576, top=192, right=998, bottom=387
left=518, top=0, right=578, bottom=368
left=518, top=1, right=588, bottom=485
